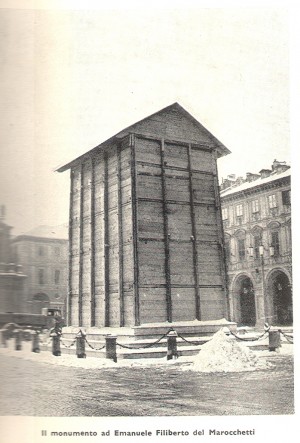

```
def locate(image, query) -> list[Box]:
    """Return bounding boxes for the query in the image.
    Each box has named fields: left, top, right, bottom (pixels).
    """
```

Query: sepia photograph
left=0, top=0, right=298, bottom=441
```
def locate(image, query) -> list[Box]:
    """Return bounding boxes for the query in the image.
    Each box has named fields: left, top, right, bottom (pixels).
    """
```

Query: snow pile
left=185, top=328, right=271, bottom=373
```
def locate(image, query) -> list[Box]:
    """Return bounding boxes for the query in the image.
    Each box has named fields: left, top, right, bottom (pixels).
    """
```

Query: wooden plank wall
left=69, top=165, right=81, bottom=326
left=93, top=151, right=105, bottom=326
left=68, top=131, right=226, bottom=327
left=120, top=138, right=135, bottom=326
left=69, top=136, right=135, bottom=327
left=135, top=135, right=227, bottom=324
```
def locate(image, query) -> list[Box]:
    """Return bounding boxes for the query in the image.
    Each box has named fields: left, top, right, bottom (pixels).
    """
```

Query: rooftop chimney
left=272, top=159, right=290, bottom=174
left=246, top=172, right=260, bottom=182
left=259, top=169, right=272, bottom=179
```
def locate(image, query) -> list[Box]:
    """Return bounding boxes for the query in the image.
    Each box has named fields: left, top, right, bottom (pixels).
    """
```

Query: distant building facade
left=220, top=160, right=292, bottom=327
left=58, top=103, right=231, bottom=328
left=0, top=206, right=27, bottom=313
left=12, top=226, right=68, bottom=317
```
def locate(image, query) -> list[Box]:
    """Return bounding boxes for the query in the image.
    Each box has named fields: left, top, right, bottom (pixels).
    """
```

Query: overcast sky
left=0, top=3, right=292, bottom=235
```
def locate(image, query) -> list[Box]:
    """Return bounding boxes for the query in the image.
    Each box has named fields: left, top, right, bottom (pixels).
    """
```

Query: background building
left=220, top=160, right=292, bottom=327
left=0, top=206, right=27, bottom=313
left=58, top=103, right=231, bottom=328
left=12, top=225, right=68, bottom=317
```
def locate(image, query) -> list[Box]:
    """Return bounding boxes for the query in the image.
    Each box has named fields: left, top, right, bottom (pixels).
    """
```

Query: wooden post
left=105, top=335, right=117, bottom=362
left=130, top=134, right=140, bottom=326
left=213, top=152, right=231, bottom=320
left=160, top=138, right=172, bottom=323
left=76, top=330, right=86, bottom=358
left=117, top=143, right=125, bottom=326
left=78, top=163, right=84, bottom=326
left=166, top=330, right=178, bottom=360
left=68, top=169, right=74, bottom=326
left=31, top=331, right=40, bottom=353
left=15, top=329, right=22, bottom=351
left=51, top=334, right=61, bottom=356
left=188, top=144, right=201, bottom=320
left=104, top=151, right=110, bottom=327
left=269, top=330, right=281, bottom=351
left=0, top=328, right=7, bottom=348
left=90, top=157, right=96, bottom=327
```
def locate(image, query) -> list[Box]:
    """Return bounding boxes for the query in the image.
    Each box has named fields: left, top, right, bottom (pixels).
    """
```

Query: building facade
left=58, top=103, right=231, bottom=328
left=12, top=226, right=68, bottom=317
left=0, top=206, right=27, bottom=313
left=220, top=160, right=292, bottom=327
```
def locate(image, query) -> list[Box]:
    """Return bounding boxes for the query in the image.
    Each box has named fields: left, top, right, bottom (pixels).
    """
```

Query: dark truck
left=0, top=309, right=65, bottom=331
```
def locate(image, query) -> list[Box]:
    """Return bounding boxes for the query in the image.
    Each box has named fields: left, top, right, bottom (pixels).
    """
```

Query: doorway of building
left=270, top=271, right=293, bottom=325
left=239, top=277, right=256, bottom=326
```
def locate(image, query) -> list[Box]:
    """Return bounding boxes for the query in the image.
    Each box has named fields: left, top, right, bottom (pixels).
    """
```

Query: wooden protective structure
left=57, top=103, right=231, bottom=328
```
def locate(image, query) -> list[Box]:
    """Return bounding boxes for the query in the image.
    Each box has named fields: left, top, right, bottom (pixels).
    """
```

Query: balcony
left=282, top=205, right=291, bottom=214
left=269, top=207, right=279, bottom=217
left=251, top=212, right=260, bottom=222
left=228, top=253, right=292, bottom=273
left=223, top=219, right=229, bottom=228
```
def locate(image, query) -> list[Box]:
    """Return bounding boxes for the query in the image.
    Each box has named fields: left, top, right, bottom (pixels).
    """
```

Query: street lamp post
left=259, top=245, right=266, bottom=322
left=248, top=243, right=274, bottom=325
left=259, top=244, right=274, bottom=324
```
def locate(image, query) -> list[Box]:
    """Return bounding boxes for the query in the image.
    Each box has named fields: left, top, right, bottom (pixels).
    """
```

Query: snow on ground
left=0, top=330, right=293, bottom=371
left=0, top=340, right=180, bottom=369
left=182, top=328, right=275, bottom=373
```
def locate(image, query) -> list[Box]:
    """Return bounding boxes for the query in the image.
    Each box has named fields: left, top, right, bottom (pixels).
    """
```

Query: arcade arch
left=266, top=269, right=292, bottom=325
left=231, top=273, right=256, bottom=326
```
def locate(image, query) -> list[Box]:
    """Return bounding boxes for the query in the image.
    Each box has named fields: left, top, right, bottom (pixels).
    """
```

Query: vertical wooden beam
left=130, top=134, right=140, bottom=326
left=188, top=144, right=201, bottom=320
left=78, top=163, right=84, bottom=326
left=117, top=143, right=125, bottom=326
left=160, top=138, right=172, bottom=323
left=68, top=169, right=74, bottom=326
left=104, top=151, right=110, bottom=327
left=213, top=151, right=231, bottom=320
left=90, top=157, right=96, bottom=327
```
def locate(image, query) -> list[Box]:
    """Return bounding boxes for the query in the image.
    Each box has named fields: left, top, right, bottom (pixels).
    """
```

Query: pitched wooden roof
left=57, top=102, right=231, bottom=172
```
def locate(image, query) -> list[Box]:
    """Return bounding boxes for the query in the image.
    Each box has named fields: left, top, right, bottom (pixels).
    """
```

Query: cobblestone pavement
left=0, top=348, right=294, bottom=416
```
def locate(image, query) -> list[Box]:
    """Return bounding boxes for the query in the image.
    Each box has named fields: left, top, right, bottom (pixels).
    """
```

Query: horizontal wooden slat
left=164, top=143, right=189, bottom=169
left=137, top=175, right=163, bottom=199
left=137, top=201, right=164, bottom=239
left=167, top=204, right=192, bottom=240
left=165, top=175, right=190, bottom=202
left=190, top=148, right=214, bottom=173
left=135, top=137, right=161, bottom=164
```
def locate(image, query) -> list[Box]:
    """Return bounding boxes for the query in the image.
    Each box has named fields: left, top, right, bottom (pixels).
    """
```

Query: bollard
left=50, top=332, right=61, bottom=356
left=167, top=329, right=178, bottom=360
left=31, top=331, right=40, bottom=353
left=0, top=329, right=7, bottom=348
left=76, top=330, right=86, bottom=358
left=269, top=329, right=281, bottom=352
left=15, top=329, right=22, bottom=351
left=105, top=335, right=117, bottom=363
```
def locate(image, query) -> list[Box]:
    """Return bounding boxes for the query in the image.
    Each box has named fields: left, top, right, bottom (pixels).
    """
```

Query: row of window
left=222, top=190, right=291, bottom=221
left=224, top=232, right=280, bottom=262
left=37, top=245, right=61, bottom=257
left=38, top=269, right=61, bottom=285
